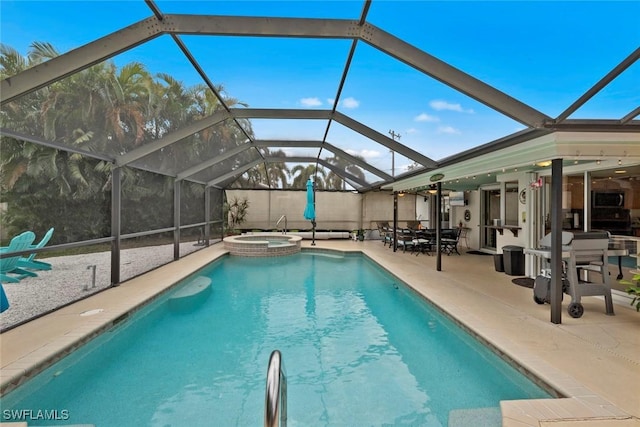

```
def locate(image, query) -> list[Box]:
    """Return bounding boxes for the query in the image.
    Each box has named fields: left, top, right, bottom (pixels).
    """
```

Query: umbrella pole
left=311, top=220, right=316, bottom=246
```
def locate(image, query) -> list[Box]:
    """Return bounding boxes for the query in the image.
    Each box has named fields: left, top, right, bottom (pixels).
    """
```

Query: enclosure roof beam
left=207, top=159, right=263, bottom=187
left=1, top=16, right=163, bottom=105
left=362, top=24, right=552, bottom=128
left=318, top=1, right=371, bottom=166
left=621, top=107, right=640, bottom=125
left=233, top=108, right=437, bottom=169
left=253, top=140, right=323, bottom=148
left=1, top=16, right=358, bottom=105
left=231, top=108, right=333, bottom=120
left=116, top=110, right=231, bottom=167
left=176, top=142, right=253, bottom=181
left=554, top=47, right=640, bottom=123
left=0, top=128, right=115, bottom=163
left=167, top=14, right=359, bottom=38
left=268, top=156, right=369, bottom=189
left=332, top=111, right=437, bottom=168
left=322, top=142, right=393, bottom=181
left=316, top=158, right=369, bottom=190
left=1, top=12, right=620, bottom=135
left=253, top=139, right=392, bottom=181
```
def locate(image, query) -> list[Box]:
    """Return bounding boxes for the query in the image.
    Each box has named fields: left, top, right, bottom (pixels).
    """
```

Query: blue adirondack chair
left=17, top=227, right=54, bottom=271
left=0, top=284, right=9, bottom=312
left=0, top=231, right=38, bottom=283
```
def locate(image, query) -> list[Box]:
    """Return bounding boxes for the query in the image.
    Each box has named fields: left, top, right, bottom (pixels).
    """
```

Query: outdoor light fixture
left=536, top=160, right=552, bottom=167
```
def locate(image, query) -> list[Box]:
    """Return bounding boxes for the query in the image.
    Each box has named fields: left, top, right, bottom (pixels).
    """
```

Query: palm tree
left=0, top=41, right=254, bottom=240
left=290, top=164, right=326, bottom=189
left=265, top=149, right=290, bottom=189
left=325, top=155, right=365, bottom=190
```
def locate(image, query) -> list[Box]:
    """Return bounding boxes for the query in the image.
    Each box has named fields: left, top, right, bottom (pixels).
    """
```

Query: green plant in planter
left=620, top=272, right=640, bottom=311
left=224, top=196, right=250, bottom=234
left=357, top=229, right=365, bottom=241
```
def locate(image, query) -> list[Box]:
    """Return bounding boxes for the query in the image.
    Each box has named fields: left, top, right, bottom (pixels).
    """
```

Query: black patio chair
left=441, top=228, right=462, bottom=255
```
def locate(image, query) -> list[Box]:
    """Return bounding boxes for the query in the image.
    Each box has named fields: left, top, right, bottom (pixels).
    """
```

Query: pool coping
left=0, top=242, right=637, bottom=426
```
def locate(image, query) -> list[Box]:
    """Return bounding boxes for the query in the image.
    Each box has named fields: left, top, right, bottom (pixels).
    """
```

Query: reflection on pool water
left=1, top=252, right=552, bottom=426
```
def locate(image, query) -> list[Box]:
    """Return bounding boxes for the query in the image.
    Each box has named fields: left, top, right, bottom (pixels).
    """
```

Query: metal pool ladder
left=264, top=350, right=287, bottom=427
left=276, top=214, right=287, bottom=234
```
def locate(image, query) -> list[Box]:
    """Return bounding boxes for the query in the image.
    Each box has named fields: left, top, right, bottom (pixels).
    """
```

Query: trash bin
left=494, top=254, right=504, bottom=272
left=502, top=245, right=525, bottom=276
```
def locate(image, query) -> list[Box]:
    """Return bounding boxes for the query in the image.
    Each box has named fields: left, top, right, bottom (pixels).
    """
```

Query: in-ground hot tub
left=223, top=233, right=302, bottom=257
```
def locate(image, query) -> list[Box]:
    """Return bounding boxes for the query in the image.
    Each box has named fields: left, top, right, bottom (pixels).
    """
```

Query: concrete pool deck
left=0, top=239, right=638, bottom=426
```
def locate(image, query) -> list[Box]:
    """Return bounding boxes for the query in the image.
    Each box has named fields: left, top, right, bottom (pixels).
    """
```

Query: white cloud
left=437, top=126, right=461, bottom=135
left=430, top=100, right=474, bottom=114
left=300, top=97, right=322, bottom=107
left=414, top=113, right=439, bottom=122
left=406, top=128, right=418, bottom=134
left=341, top=97, right=360, bottom=108
left=346, top=148, right=381, bottom=160
left=361, top=149, right=381, bottom=159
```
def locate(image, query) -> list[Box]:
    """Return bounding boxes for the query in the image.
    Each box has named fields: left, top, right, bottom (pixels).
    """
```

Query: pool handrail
left=276, top=214, right=287, bottom=234
left=264, top=349, right=287, bottom=427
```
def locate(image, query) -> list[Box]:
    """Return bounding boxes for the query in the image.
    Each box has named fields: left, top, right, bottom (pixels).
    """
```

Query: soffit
left=390, top=131, right=640, bottom=192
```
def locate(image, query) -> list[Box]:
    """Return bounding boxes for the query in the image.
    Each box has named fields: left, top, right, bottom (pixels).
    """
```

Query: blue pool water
left=1, top=252, right=551, bottom=426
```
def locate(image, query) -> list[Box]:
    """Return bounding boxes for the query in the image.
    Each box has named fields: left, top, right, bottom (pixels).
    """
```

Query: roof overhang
left=388, top=131, right=640, bottom=192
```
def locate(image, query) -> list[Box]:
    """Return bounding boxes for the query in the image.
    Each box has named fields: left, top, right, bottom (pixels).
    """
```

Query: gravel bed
left=0, top=242, right=203, bottom=330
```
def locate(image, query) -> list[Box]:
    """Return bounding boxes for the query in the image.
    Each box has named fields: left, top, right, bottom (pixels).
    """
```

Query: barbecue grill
left=528, top=231, right=613, bottom=318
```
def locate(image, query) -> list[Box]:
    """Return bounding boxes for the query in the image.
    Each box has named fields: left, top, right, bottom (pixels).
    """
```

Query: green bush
left=620, top=272, right=640, bottom=312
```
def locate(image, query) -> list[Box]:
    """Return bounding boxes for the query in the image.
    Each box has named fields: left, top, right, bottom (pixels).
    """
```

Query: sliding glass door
left=481, top=187, right=501, bottom=251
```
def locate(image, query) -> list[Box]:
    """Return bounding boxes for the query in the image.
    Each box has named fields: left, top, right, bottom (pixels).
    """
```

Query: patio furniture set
left=376, top=222, right=462, bottom=256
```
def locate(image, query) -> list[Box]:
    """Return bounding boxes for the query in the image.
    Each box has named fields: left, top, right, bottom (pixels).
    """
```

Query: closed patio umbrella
left=304, top=178, right=316, bottom=246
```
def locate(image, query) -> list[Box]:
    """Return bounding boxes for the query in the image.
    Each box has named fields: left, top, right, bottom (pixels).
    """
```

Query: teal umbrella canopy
left=304, top=179, right=316, bottom=221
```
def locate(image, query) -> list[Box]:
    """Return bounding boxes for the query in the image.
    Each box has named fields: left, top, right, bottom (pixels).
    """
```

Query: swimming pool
left=1, top=251, right=552, bottom=426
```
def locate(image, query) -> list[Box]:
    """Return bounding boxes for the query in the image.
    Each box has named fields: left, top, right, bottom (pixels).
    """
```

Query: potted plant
left=224, top=196, right=250, bottom=235
left=620, top=271, right=640, bottom=311
left=357, top=229, right=365, bottom=241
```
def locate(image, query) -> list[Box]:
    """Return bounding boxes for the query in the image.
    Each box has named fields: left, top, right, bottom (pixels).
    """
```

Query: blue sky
left=1, top=1, right=639, bottom=178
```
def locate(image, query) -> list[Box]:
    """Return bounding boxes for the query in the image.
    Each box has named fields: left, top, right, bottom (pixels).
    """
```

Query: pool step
left=448, top=407, right=502, bottom=427
left=302, top=251, right=345, bottom=259
left=168, top=276, right=212, bottom=312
